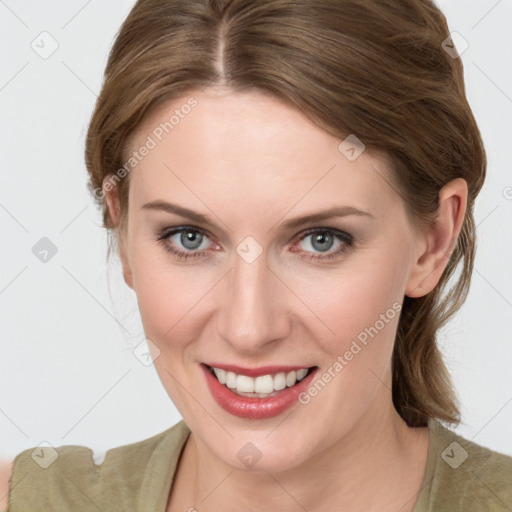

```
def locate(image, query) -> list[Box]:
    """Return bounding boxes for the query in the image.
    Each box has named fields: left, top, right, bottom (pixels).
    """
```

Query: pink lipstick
left=201, top=363, right=318, bottom=419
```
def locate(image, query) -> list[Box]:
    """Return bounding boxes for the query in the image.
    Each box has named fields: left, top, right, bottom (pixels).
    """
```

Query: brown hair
left=85, top=0, right=486, bottom=428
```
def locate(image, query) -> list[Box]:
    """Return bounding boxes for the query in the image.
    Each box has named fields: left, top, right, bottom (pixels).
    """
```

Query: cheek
left=130, top=223, right=409, bottom=359
left=128, top=243, right=211, bottom=343
left=289, top=255, right=407, bottom=423
left=288, top=248, right=407, bottom=361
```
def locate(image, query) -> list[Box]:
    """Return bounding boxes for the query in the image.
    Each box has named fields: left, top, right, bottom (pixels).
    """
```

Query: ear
left=405, top=178, right=468, bottom=298
left=103, top=177, right=134, bottom=290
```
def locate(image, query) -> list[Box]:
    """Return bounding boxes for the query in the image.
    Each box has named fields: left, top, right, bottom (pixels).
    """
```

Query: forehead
left=125, top=89, right=399, bottom=219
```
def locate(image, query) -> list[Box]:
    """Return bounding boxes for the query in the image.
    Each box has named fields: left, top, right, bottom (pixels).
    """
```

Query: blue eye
left=171, top=229, right=209, bottom=251
left=156, top=226, right=214, bottom=260
left=293, top=228, right=354, bottom=261
left=155, top=226, right=354, bottom=262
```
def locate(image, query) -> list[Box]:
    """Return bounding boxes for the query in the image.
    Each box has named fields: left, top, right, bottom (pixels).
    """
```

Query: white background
left=1, top=0, right=511, bottom=463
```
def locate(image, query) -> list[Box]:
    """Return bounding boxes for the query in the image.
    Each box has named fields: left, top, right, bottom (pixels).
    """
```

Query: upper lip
left=202, top=362, right=316, bottom=378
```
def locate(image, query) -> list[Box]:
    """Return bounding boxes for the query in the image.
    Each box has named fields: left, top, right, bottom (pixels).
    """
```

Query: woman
left=3, top=0, right=511, bottom=510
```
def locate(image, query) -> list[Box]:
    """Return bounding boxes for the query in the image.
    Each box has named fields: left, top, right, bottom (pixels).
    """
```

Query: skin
left=0, top=460, right=12, bottom=511
left=99, top=86, right=466, bottom=512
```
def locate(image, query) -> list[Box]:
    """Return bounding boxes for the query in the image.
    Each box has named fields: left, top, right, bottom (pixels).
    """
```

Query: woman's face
left=114, top=87, right=427, bottom=472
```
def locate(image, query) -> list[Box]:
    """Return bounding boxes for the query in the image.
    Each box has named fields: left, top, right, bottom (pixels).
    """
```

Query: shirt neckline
left=148, top=417, right=445, bottom=512
left=411, top=417, right=452, bottom=512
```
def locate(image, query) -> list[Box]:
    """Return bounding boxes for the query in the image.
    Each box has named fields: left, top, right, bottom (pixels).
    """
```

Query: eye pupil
left=159, top=225, right=352, bottom=263
left=312, top=231, right=334, bottom=252
left=181, top=230, right=203, bottom=250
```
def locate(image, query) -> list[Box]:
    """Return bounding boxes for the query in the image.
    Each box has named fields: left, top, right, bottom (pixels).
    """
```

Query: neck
left=170, top=385, right=430, bottom=512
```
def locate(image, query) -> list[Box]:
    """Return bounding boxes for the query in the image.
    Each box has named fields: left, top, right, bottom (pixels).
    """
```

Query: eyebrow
left=141, top=200, right=374, bottom=229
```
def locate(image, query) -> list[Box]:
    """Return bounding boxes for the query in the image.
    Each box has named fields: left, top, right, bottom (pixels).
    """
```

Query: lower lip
left=201, top=364, right=318, bottom=419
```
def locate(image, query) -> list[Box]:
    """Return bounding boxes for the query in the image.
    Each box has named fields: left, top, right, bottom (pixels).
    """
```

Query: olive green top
left=6, top=417, right=512, bottom=511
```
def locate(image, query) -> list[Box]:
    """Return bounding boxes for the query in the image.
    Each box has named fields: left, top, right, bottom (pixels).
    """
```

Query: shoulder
left=6, top=420, right=190, bottom=512
left=418, top=418, right=512, bottom=511
left=0, top=459, right=13, bottom=512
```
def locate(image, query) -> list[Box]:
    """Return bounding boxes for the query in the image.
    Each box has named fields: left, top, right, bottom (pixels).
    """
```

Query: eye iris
left=181, top=230, right=203, bottom=250
left=311, top=231, right=334, bottom=252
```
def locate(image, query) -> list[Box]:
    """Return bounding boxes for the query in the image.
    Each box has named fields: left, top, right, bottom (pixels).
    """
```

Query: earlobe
left=405, top=178, right=468, bottom=298
left=103, top=177, right=121, bottom=226
left=119, top=239, right=134, bottom=290
left=103, top=179, right=134, bottom=290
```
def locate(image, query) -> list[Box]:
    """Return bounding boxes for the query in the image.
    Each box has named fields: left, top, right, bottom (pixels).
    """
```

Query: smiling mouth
left=204, top=364, right=317, bottom=398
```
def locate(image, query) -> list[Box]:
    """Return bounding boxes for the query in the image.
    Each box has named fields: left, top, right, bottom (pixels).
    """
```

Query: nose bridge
left=217, top=249, right=288, bottom=351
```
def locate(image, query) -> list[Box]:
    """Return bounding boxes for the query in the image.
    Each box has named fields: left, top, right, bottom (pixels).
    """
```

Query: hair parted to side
left=85, top=0, right=486, bottom=428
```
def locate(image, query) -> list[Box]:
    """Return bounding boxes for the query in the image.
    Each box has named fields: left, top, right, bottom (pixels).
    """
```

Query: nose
left=216, top=249, right=291, bottom=354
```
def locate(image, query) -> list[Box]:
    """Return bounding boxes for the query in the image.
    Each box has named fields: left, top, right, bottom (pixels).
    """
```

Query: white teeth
left=213, top=367, right=226, bottom=384
left=296, top=368, right=308, bottom=380
left=211, top=366, right=311, bottom=396
left=286, top=370, right=297, bottom=387
left=236, top=374, right=255, bottom=393
left=254, top=375, right=274, bottom=394
left=273, top=372, right=287, bottom=391
left=225, top=371, right=237, bottom=389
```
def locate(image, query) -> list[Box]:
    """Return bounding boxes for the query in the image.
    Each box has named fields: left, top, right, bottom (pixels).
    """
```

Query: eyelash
left=155, top=225, right=355, bottom=262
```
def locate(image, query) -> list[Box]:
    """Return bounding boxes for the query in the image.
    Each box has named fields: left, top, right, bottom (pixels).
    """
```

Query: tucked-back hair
left=85, top=0, right=486, bottom=428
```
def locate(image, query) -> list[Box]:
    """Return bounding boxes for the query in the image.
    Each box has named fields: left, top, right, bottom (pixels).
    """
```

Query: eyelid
left=293, top=226, right=353, bottom=242
left=165, top=225, right=222, bottom=251
left=159, top=224, right=351, bottom=247
left=156, top=224, right=355, bottom=265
